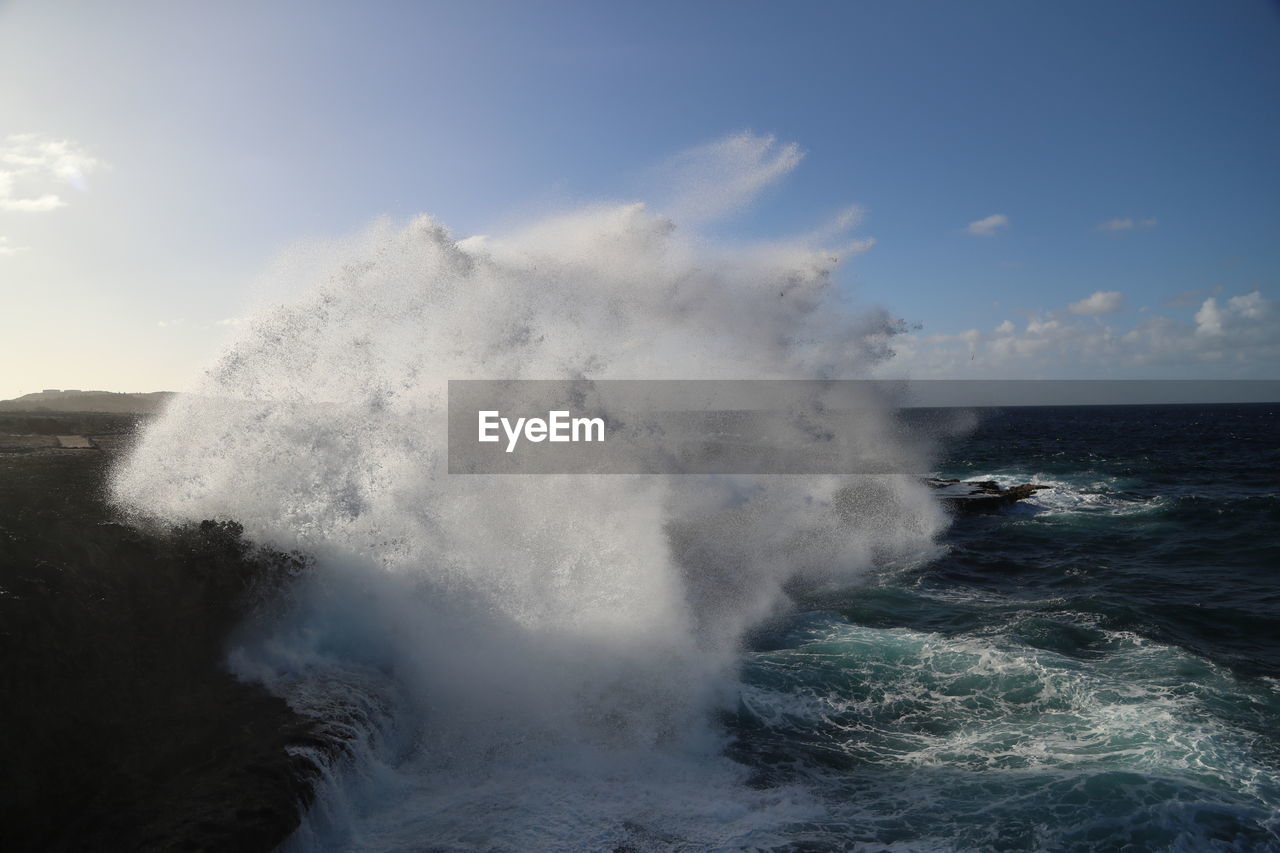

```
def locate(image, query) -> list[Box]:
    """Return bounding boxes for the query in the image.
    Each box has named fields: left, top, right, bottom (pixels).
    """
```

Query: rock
left=923, top=478, right=1048, bottom=513
left=0, top=432, right=320, bottom=852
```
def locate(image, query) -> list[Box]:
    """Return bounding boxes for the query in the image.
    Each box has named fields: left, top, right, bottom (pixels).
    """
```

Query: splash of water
left=111, top=135, right=946, bottom=849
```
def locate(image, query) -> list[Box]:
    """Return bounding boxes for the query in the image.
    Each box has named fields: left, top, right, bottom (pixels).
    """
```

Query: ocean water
left=110, top=210, right=943, bottom=852
left=108, top=203, right=1280, bottom=850
left=728, top=403, right=1280, bottom=851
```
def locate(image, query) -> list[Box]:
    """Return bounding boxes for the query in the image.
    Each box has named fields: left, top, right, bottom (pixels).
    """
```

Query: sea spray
left=111, top=136, right=947, bottom=849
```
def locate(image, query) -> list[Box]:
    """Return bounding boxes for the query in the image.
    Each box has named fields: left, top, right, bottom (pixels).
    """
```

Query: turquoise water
left=727, top=404, right=1280, bottom=850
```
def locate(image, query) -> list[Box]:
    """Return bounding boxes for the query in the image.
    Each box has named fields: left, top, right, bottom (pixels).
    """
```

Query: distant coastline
left=0, top=389, right=175, bottom=415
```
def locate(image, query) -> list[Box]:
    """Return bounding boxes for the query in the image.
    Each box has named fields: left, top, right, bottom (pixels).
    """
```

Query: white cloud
left=1194, top=298, right=1224, bottom=336
left=1097, top=217, right=1156, bottom=232
left=1195, top=291, right=1271, bottom=337
left=1069, top=290, right=1125, bottom=315
left=1026, top=316, right=1062, bottom=334
left=0, top=236, right=24, bottom=257
left=965, top=213, right=1008, bottom=237
left=1227, top=291, right=1266, bottom=319
left=216, top=317, right=248, bottom=327
left=884, top=289, right=1279, bottom=377
left=157, top=318, right=185, bottom=328
left=0, top=134, right=102, bottom=213
left=1, top=193, right=65, bottom=212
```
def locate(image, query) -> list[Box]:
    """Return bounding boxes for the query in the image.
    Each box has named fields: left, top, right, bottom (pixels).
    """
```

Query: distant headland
left=0, top=389, right=175, bottom=414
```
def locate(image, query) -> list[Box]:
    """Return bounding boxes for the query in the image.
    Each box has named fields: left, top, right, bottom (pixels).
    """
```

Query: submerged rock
left=924, top=478, right=1048, bottom=513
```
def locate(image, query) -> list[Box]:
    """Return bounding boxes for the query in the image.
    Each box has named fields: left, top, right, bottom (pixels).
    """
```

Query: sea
left=726, top=403, right=1280, bottom=851
left=101, top=214, right=1280, bottom=851
left=115, top=400, right=1278, bottom=852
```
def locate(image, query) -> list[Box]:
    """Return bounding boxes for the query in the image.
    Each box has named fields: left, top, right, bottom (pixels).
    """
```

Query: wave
left=110, top=136, right=946, bottom=849
left=736, top=616, right=1280, bottom=849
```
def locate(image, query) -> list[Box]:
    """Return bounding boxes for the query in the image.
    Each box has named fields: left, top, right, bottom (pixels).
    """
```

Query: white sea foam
left=740, top=619, right=1280, bottom=849
left=952, top=470, right=1163, bottom=517
left=111, top=134, right=946, bottom=849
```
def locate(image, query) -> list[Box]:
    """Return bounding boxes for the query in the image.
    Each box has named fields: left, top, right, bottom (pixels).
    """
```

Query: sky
left=1, top=0, right=1278, bottom=399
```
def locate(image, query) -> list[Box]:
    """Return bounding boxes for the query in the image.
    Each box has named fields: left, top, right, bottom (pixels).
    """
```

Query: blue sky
left=1, top=0, right=1277, bottom=397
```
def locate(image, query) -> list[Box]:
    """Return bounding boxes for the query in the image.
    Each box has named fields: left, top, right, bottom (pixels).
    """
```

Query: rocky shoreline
left=0, top=411, right=325, bottom=852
